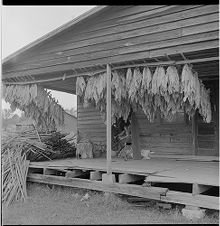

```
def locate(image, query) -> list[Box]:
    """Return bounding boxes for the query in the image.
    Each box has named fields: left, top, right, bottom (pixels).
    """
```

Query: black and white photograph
left=1, top=4, right=219, bottom=225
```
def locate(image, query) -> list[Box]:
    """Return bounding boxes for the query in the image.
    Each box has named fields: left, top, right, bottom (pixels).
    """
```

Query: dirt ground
left=2, top=182, right=219, bottom=225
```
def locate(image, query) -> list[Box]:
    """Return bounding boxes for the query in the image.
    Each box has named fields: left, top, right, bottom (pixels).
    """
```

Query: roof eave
left=2, top=5, right=108, bottom=65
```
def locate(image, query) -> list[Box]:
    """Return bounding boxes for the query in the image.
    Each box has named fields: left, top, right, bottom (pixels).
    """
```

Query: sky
left=1, top=6, right=96, bottom=114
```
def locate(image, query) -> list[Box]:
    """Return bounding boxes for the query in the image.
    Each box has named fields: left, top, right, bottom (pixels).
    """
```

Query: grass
left=2, top=182, right=219, bottom=225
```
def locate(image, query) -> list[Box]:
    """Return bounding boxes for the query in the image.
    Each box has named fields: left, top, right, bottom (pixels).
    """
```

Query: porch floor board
left=29, top=157, right=219, bottom=187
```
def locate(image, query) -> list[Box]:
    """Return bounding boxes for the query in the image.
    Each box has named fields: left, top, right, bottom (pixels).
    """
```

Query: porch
left=27, top=156, right=219, bottom=210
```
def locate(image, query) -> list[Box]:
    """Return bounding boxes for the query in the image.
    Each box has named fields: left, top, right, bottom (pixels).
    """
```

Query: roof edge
left=3, top=6, right=108, bottom=64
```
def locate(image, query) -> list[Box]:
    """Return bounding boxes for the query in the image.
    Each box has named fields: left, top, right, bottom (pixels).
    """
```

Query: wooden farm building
left=2, top=5, right=219, bottom=211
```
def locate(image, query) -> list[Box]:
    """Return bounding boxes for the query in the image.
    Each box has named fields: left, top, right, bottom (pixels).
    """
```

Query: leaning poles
left=106, top=64, right=112, bottom=176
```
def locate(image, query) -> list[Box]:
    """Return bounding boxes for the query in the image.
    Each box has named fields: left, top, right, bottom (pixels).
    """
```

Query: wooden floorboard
left=151, top=154, right=219, bottom=162
left=30, top=158, right=219, bottom=187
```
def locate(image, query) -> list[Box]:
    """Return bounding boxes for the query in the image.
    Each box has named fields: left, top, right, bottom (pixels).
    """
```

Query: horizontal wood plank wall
left=77, top=98, right=193, bottom=155
left=136, top=110, right=193, bottom=155
left=77, top=98, right=106, bottom=144
left=57, top=112, right=77, bottom=134
left=3, top=5, right=219, bottom=78
left=196, top=80, right=219, bottom=156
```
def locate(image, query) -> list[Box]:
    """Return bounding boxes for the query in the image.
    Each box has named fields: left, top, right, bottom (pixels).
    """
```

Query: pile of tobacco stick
left=1, top=128, right=76, bottom=206
left=2, top=147, right=29, bottom=206
left=1, top=128, right=51, bottom=206
left=2, top=129, right=53, bottom=161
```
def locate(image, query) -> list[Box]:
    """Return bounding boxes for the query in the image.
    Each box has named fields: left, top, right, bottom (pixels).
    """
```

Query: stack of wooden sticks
left=2, top=148, right=29, bottom=206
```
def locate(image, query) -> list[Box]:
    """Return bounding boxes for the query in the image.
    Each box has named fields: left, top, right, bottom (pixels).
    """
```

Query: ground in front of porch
left=2, top=182, right=219, bottom=225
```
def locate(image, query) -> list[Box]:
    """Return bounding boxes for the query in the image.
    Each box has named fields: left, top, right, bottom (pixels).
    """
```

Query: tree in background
left=1, top=109, right=20, bottom=130
left=2, top=108, right=14, bottom=119
left=19, top=111, right=27, bottom=122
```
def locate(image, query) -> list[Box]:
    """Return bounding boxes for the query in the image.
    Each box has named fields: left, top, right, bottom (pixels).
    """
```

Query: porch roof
left=2, top=5, right=219, bottom=94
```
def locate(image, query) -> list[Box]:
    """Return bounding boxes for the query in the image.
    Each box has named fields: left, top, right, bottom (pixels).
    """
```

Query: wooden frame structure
left=106, top=64, right=112, bottom=177
left=2, top=5, right=219, bottom=210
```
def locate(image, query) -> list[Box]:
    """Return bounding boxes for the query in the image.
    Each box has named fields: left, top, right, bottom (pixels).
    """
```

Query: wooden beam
left=180, top=53, right=188, bottom=61
left=2, top=52, right=219, bottom=81
left=192, top=111, right=198, bottom=155
left=160, top=190, right=219, bottom=210
left=27, top=173, right=168, bottom=200
left=131, top=112, right=142, bottom=160
left=106, top=64, right=112, bottom=176
left=2, top=68, right=104, bottom=84
left=214, top=83, right=219, bottom=156
left=27, top=173, right=219, bottom=210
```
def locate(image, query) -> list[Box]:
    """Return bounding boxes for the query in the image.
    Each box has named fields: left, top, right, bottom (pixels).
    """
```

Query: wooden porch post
left=192, top=111, right=198, bottom=155
left=131, top=112, right=142, bottom=160
left=106, top=64, right=112, bottom=175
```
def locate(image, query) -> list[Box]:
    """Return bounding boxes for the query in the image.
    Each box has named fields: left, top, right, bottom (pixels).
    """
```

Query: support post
left=131, top=112, right=142, bottom=160
left=214, top=84, right=219, bottom=156
left=192, top=111, right=198, bottom=155
left=106, top=64, right=112, bottom=178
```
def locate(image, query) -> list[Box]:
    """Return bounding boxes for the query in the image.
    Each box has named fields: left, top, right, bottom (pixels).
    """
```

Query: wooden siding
left=196, top=80, right=219, bottom=156
left=3, top=5, right=219, bottom=78
left=77, top=99, right=106, bottom=144
left=61, top=112, right=77, bottom=134
left=77, top=99, right=194, bottom=155
left=55, top=111, right=77, bottom=133
left=136, top=110, right=193, bottom=155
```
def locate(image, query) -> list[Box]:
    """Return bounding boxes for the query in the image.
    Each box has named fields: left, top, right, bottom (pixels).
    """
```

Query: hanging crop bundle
left=140, top=67, right=152, bottom=97
left=3, top=84, right=64, bottom=132
left=112, top=70, right=126, bottom=103
left=158, top=67, right=168, bottom=97
left=83, top=76, right=96, bottom=107
left=76, top=61, right=212, bottom=124
left=194, top=72, right=201, bottom=109
left=128, top=68, right=142, bottom=102
left=76, top=76, right=86, bottom=97
left=199, top=82, right=212, bottom=123
left=93, top=76, right=100, bottom=105
left=139, top=93, right=155, bottom=122
left=152, top=66, right=165, bottom=95
left=181, top=64, right=211, bottom=121
left=181, top=64, right=199, bottom=106
left=181, top=64, right=195, bottom=117
left=166, top=66, right=180, bottom=95
left=125, top=68, right=133, bottom=94
left=161, top=66, right=181, bottom=117
left=111, top=98, right=131, bottom=124
left=96, top=73, right=106, bottom=100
